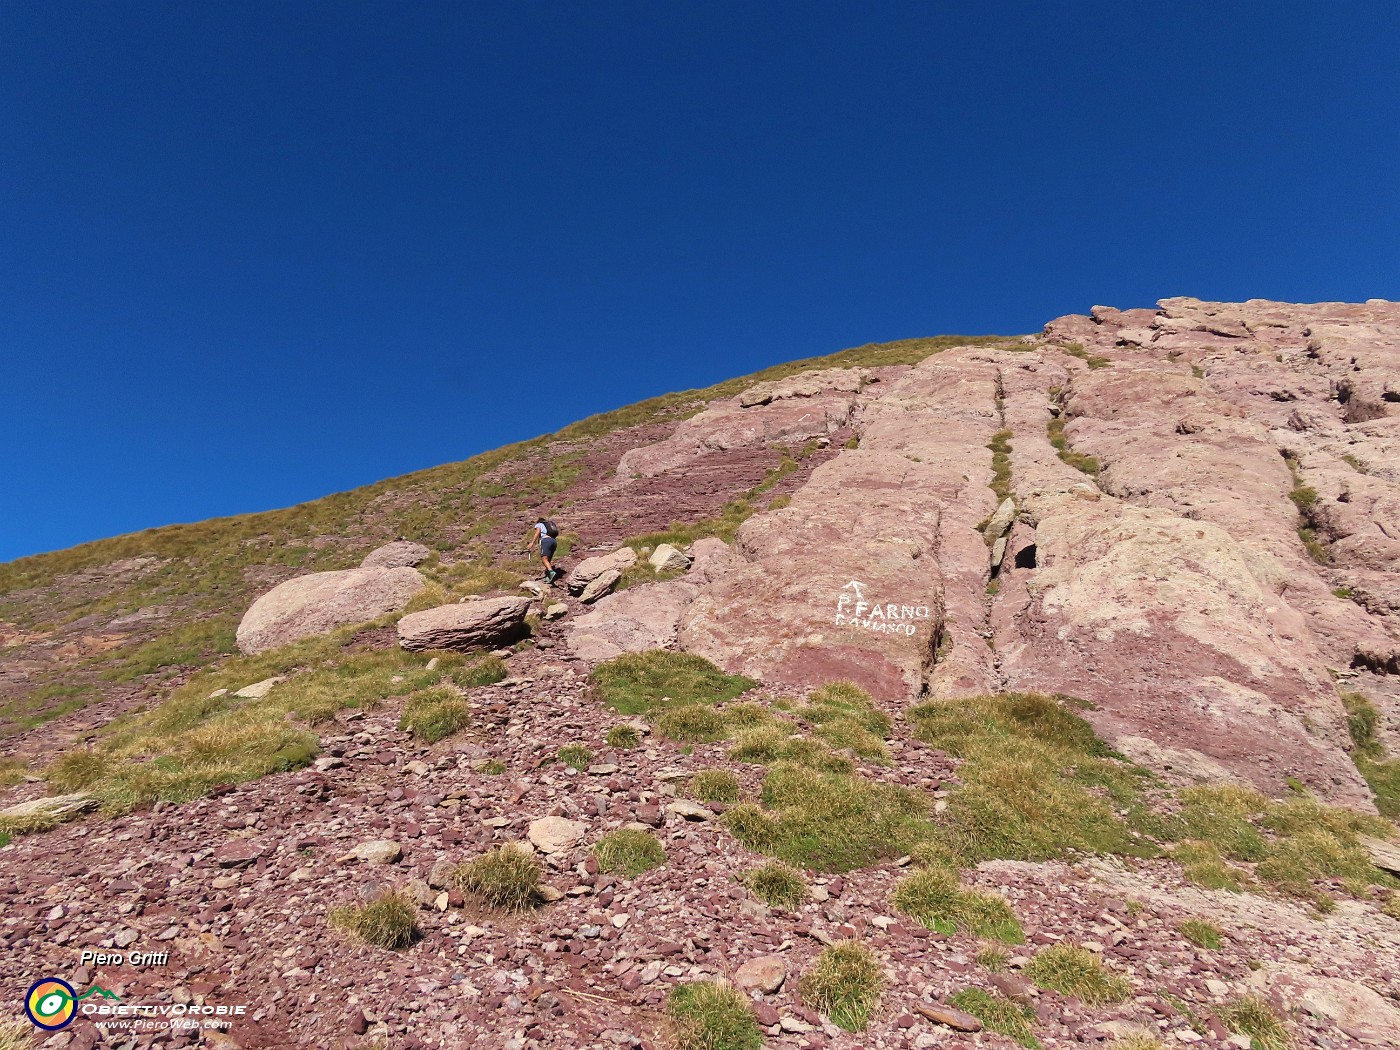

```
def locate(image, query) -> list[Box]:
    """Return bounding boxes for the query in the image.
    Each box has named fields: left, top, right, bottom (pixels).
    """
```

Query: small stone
left=1206, top=979, right=1230, bottom=997
left=528, top=816, right=587, bottom=854
left=405, top=760, right=430, bottom=776
left=233, top=676, right=284, bottom=699
left=915, top=1003, right=983, bottom=1033
left=665, top=800, right=713, bottom=821
left=734, top=955, right=787, bottom=994
left=544, top=603, right=568, bottom=620
left=337, top=840, right=402, bottom=864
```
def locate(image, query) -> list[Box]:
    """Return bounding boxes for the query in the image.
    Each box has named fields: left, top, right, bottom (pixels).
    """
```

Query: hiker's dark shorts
left=541, top=536, right=557, bottom=559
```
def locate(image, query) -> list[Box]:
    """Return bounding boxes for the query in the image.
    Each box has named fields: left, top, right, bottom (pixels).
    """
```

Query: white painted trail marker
left=834, top=580, right=930, bottom=636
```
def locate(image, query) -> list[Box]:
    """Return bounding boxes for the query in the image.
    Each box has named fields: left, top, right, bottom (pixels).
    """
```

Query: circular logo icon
left=25, top=978, right=77, bottom=1030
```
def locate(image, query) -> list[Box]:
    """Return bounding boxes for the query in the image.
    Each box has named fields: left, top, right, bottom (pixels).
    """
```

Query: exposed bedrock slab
left=992, top=494, right=1371, bottom=806
left=616, top=390, right=858, bottom=479
left=680, top=348, right=1005, bottom=700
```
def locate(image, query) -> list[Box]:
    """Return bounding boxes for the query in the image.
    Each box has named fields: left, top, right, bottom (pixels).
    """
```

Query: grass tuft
left=1047, top=418, right=1101, bottom=476
left=1024, top=943, right=1131, bottom=1005
left=399, top=686, right=470, bottom=742
left=556, top=744, right=594, bottom=770
left=593, top=829, right=666, bottom=877
left=742, top=861, right=808, bottom=910
left=329, top=889, right=418, bottom=949
left=452, top=844, right=546, bottom=911
left=653, top=704, right=728, bottom=743
left=667, top=981, right=763, bottom=1050
left=1177, top=918, right=1222, bottom=950
left=450, top=655, right=507, bottom=689
left=988, top=429, right=1014, bottom=504
left=590, top=651, right=756, bottom=717
left=948, top=988, right=1039, bottom=1048
left=908, top=692, right=1155, bottom=866
left=1219, top=995, right=1293, bottom=1050
left=799, top=941, right=883, bottom=1031
left=1341, top=691, right=1400, bottom=819
left=891, top=866, right=1024, bottom=943
left=725, top=761, right=932, bottom=872
left=605, top=724, right=642, bottom=749
left=692, top=769, right=741, bottom=803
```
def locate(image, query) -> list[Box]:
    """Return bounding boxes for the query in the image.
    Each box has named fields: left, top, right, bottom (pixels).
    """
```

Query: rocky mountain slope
left=3, top=300, right=1400, bottom=1050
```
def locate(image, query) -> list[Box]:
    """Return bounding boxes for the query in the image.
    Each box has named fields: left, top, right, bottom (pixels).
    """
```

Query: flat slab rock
left=397, top=596, right=531, bottom=652
left=0, top=793, right=97, bottom=823
left=915, top=1003, right=983, bottom=1032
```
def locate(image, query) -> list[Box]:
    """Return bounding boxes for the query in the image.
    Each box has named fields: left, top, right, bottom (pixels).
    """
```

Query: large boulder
left=397, top=596, right=532, bottom=652
left=567, top=547, right=637, bottom=595
left=361, top=541, right=432, bottom=569
left=236, top=567, right=426, bottom=655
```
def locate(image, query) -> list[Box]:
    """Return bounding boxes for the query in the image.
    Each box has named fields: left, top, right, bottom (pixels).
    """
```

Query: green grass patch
left=556, top=744, right=595, bottom=770
left=691, top=769, right=741, bottom=803
left=949, top=988, right=1039, bottom=1048
left=399, top=686, right=470, bottom=743
left=988, top=429, right=1014, bottom=504
left=890, top=866, right=1024, bottom=943
left=329, top=889, right=418, bottom=950
left=1167, top=783, right=1398, bottom=906
left=1173, top=840, right=1248, bottom=891
left=1219, top=995, right=1293, bottom=1050
left=742, top=861, right=808, bottom=910
left=1058, top=342, right=1111, bottom=369
left=1047, top=418, right=1101, bottom=476
left=797, top=682, right=891, bottom=762
left=450, top=655, right=507, bottom=689
left=666, top=981, right=763, bottom=1050
left=653, top=704, right=728, bottom=743
left=1342, top=691, right=1400, bottom=818
left=727, top=725, right=853, bottom=773
left=101, top=617, right=238, bottom=682
left=908, top=692, right=1157, bottom=866
left=1024, top=943, right=1131, bottom=1005
left=976, top=946, right=1009, bottom=971
left=605, top=724, right=641, bottom=749
left=44, top=626, right=464, bottom=812
left=452, top=844, right=546, bottom=911
left=723, top=761, right=933, bottom=872
left=1177, top=918, right=1222, bottom=950
left=593, top=829, right=666, bottom=877
left=590, top=651, right=756, bottom=717
left=799, top=941, right=883, bottom=1032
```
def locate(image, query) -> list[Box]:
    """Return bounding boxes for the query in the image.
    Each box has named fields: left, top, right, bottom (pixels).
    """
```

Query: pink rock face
left=236, top=566, right=426, bottom=655
left=674, top=298, right=1400, bottom=806
left=617, top=390, right=857, bottom=478
left=680, top=349, right=1004, bottom=700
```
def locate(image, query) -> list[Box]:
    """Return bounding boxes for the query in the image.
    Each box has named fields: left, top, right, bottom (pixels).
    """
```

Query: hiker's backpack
left=542, top=519, right=560, bottom=538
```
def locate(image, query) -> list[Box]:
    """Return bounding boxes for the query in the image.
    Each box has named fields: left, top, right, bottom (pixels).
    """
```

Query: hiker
left=525, top=517, right=561, bottom=583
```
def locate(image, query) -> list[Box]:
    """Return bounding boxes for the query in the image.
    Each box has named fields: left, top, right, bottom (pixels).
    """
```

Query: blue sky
left=2, top=1, right=1397, bottom=562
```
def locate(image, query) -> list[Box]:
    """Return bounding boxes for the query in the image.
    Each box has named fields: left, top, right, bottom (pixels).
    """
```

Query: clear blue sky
left=3, top=1, right=1397, bottom=562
